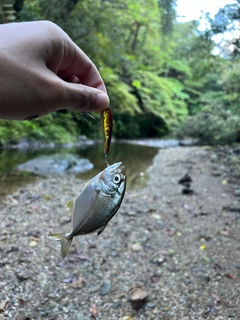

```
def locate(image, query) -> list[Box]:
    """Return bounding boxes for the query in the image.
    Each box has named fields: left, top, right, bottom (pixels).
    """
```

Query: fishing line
left=82, top=112, right=101, bottom=123
left=0, top=112, right=99, bottom=146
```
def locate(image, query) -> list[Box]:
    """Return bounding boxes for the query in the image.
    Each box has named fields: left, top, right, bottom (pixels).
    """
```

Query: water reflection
left=0, top=149, right=38, bottom=200
left=0, top=142, right=159, bottom=200
left=75, top=142, right=159, bottom=190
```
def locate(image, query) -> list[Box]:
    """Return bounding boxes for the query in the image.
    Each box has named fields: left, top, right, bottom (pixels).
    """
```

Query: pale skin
left=0, top=20, right=109, bottom=120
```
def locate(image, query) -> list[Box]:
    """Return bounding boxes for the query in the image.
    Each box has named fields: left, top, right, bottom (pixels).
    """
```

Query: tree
left=206, top=0, right=240, bottom=57
left=157, top=0, right=177, bottom=36
left=171, top=21, right=226, bottom=115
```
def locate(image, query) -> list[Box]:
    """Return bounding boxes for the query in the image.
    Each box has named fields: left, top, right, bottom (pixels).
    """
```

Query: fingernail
left=96, top=92, right=109, bottom=110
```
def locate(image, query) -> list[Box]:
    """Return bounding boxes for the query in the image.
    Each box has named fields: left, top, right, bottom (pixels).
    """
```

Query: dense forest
left=0, top=0, right=239, bottom=145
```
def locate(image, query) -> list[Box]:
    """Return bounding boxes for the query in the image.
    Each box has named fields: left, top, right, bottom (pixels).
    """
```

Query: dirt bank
left=0, top=146, right=239, bottom=319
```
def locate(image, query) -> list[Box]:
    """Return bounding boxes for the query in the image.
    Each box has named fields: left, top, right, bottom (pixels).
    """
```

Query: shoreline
left=0, top=137, right=196, bottom=150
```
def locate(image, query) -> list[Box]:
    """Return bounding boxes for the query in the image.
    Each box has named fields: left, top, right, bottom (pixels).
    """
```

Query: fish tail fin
left=47, top=233, right=73, bottom=259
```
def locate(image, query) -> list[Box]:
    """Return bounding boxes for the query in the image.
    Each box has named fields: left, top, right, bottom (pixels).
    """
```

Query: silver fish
left=48, top=162, right=127, bottom=258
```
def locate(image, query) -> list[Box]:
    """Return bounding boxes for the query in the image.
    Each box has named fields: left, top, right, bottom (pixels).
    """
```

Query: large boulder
left=16, top=153, right=93, bottom=176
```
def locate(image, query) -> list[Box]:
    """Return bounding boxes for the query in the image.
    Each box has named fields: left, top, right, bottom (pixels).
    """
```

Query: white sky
left=176, top=0, right=239, bottom=54
left=176, top=0, right=234, bottom=24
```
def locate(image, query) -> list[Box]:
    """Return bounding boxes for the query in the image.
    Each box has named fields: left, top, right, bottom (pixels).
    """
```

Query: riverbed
left=0, top=146, right=239, bottom=319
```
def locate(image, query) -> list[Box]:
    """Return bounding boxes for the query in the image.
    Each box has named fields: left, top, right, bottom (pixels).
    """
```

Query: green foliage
left=114, top=113, right=169, bottom=139
left=16, top=0, right=42, bottom=21
left=173, top=18, right=240, bottom=145
left=100, top=68, right=141, bottom=116
left=171, top=22, right=227, bottom=115
left=221, top=61, right=240, bottom=114
left=132, top=70, right=188, bottom=126
left=114, top=115, right=141, bottom=139
left=0, top=113, right=78, bottom=145
left=177, top=104, right=240, bottom=146
left=157, top=0, right=177, bottom=36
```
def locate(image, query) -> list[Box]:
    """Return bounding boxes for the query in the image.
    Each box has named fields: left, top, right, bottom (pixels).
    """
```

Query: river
left=0, top=138, right=193, bottom=201
left=0, top=140, right=164, bottom=201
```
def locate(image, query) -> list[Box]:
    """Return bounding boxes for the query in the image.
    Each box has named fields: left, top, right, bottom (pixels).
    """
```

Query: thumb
left=48, top=82, right=110, bottom=113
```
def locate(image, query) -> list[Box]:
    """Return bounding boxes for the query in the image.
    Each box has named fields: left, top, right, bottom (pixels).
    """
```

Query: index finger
left=60, top=40, right=107, bottom=94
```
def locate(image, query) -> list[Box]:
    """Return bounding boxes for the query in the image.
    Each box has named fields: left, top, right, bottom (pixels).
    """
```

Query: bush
left=176, top=104, right=240, bottom=145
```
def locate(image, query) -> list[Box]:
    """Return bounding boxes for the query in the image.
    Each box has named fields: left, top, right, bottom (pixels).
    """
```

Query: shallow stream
left=0, top=140, right=163, bottom=200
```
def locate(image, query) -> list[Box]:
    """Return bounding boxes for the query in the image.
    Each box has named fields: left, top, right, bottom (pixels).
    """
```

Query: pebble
left=14, top=272, right=30, bottom=281
left=194, top=275, right=211, bottom=284
left=151, top=253, right=166, bottom=265
left=131, top=243, right=142, bottom=251
left=28, top=240, right=38, bottom=247
left=100, top=279, right=111, bottom=295
left=112, top=300, right=122, bottom=309
left=75, top=312, right=85, bottom=320
left=151, top=213, right=161, bottom=219
left=146, top=302, right=156, bottom=308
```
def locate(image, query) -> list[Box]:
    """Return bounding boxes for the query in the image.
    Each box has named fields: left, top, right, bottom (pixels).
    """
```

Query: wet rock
left=16, top=153, right=93, bottom=175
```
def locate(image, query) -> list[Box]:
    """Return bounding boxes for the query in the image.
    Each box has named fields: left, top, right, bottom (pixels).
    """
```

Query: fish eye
left=113, top=174, right=121, bottom=184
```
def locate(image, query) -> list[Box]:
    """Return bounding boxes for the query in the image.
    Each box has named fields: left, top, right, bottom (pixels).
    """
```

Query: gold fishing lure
left=101, top=107, right=112, bottom=163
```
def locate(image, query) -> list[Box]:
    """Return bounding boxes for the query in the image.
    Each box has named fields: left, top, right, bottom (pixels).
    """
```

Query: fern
left=101, top=68, right=141, bottom=115
left=131, top=70, right=188, bottom=127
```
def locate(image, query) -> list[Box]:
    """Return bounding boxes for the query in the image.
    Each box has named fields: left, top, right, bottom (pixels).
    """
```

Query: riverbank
left=0, top=146, right=240, bottom=319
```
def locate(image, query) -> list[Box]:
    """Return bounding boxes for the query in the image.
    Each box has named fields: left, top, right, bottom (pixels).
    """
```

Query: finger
left=60, top=40, right=107, bottom=93
left=58, top=70, right=80, bottom=83
left=47, top=79, right=109, bottom=113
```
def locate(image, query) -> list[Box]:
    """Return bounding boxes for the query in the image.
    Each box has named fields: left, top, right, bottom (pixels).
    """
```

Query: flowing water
left=0, top=141, right=160, bottom=201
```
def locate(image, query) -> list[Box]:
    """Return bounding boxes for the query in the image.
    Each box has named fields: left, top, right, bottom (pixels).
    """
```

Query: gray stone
left=100, top=279, right=111, bottom=295
left=16, top=153, right=93, bottom=175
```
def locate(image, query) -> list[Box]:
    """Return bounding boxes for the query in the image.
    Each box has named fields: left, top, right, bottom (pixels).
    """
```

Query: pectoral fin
left=97, top=225, right=107, bottom=236
left=65, top=199, right=74, bottom=213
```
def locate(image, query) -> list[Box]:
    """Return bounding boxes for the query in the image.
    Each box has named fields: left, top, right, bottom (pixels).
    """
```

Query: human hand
left=0, top=20, right=109, bottom=120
